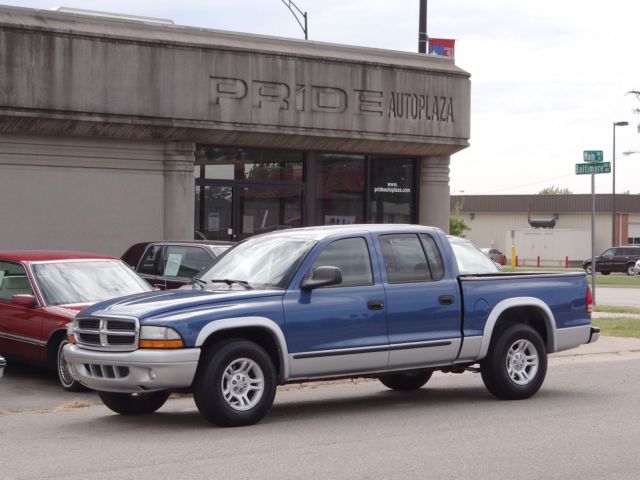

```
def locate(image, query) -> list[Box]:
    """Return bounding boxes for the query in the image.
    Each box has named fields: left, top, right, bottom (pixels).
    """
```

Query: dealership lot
left=1, top=346, right=640, bottom=480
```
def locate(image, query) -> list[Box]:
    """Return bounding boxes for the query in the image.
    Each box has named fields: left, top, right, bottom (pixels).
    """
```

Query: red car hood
left=43, top=304, right=92, bottom=320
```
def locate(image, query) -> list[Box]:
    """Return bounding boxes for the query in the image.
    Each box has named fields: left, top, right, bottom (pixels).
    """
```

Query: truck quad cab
left=64, top=225, right=599, bottom=427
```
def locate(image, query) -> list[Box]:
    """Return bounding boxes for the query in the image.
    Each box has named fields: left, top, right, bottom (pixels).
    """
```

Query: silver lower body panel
left=63, top=344, right=200, bottom=393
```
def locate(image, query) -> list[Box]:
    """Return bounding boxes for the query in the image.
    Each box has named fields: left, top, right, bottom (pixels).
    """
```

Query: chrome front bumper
left=63, top=344, right=200, bottom=393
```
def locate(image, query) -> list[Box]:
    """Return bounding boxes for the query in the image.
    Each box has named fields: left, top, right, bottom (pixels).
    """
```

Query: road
left=2, top=347, right=640, bottom=480
left=595, top=285, right=640, bottom=307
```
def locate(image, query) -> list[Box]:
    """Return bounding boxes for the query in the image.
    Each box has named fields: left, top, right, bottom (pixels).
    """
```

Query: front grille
left=83, top=363, right=130, bottom=379
left=74, top=316, right=139, bottom=351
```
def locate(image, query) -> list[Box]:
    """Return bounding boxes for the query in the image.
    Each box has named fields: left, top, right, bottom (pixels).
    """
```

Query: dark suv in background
left=122, top=240, right=233, bottom=289
left=582, top=246, right=640, bottom=276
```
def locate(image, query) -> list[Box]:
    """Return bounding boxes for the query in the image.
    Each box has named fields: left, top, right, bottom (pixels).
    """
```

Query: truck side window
left=310, top=237, right=373, bottom=287
left=420, top=234, right=445, bottom=280
left=379, top=234, right=431, bottom=283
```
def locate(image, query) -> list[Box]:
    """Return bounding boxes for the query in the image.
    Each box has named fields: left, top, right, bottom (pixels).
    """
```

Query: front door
left=283, top=236, right=388, bottom=378
left=0, top=261, right=43, bottom=360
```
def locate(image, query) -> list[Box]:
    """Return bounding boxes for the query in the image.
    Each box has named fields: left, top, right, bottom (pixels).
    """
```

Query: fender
left=195, top=316, right=291, bottom=381
left=478, top=297, right=557, bottom=360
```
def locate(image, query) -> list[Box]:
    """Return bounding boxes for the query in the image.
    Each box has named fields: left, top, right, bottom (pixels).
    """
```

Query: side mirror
left=12, top=294, right=36, bottom=308
left=301, top=266, right=342, bottom=290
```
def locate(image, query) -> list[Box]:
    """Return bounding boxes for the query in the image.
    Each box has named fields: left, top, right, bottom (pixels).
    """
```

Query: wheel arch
left=478, top=297, right=557, bottom=360
left=46, top=328, right=67, bottom=368
left=195, top=317, right=290, bottom=383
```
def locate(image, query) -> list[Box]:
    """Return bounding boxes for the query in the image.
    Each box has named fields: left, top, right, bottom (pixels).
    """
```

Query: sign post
left=578, top=150, right=607, bottom=305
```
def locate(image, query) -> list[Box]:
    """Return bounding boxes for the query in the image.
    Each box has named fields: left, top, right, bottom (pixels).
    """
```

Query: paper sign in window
left=164, top=254, right=183, bottom=277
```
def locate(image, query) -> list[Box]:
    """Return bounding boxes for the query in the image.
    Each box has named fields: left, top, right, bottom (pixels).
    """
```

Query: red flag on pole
left=428, top=38, right=455, bottom=59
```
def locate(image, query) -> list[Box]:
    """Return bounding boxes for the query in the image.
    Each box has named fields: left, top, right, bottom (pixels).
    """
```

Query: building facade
left=451, top=194, right=640, bottom=263
left=0, top=6, right=470, bottom=255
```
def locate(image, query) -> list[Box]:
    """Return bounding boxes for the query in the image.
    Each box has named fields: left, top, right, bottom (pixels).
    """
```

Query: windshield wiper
left=192, top=277, right=207, bottom=289
left=207, top=279, right=253, bottom=290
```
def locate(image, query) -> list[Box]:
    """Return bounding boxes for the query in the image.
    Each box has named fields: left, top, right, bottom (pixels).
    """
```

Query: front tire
left=480, top=324, right=547, bottom=400
left=584, top=264, right=592, bottom=275
left=56, top=339, right=86, bottom=392
left=99, top=391, right=170, bottom=415
left=193, top=339, right=277, bottom=427
left=379, top=371, right=433, bottom=390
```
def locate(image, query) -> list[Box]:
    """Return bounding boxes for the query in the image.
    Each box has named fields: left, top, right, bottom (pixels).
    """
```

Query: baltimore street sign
left=575, top=162, right=611, bottom=175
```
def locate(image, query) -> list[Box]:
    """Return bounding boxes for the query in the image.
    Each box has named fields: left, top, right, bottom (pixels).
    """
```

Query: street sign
left=583, top=150, right=604, bottom=162
left=575, top=162, right=611, bottom=174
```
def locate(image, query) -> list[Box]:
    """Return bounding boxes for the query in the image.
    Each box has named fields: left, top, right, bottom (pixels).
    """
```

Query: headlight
left=66, top=322, right=76, bottom=344
left=139, top=326, right=184, bottom=349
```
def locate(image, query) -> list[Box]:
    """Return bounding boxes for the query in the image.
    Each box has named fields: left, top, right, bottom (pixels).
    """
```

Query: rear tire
left=601, top=271, right=610, bottom=276
left=193, top=339, right=277, bottom=427
left=99, top=391, right=170, bottom=415
left=379, top=371, right=433, bottom=391
left=480, top=324, right=547, bottom=400
left=626, top=264, right=635, bottom=276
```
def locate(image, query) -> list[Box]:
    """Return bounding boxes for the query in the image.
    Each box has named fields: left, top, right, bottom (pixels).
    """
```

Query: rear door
left=135, top=244, right=165, bottom=288
left=283, top=235, right=388, bottom=378
left=375, top=233, right=461, bottom=368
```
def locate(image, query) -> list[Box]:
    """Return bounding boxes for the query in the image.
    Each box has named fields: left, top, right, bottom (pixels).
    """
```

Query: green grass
left=587, top=275, right=640, bottom=286
left=593, top=317, right=640, bottom=338
left=593, top=305, right=640, bottom=314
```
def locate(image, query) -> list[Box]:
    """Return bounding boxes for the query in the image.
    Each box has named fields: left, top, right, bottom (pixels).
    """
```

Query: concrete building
left=0, top=5, right=471, bottom=255
left=451, top=194, right=640, bottom=264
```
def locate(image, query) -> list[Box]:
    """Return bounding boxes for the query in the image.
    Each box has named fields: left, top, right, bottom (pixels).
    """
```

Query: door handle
left=439, top=295, right=454, bottom=305
left=367, top=300, right=385, bottom=310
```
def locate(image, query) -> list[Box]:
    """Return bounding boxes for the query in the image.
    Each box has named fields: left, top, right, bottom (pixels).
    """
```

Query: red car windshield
left=32, top=260, right=151, bottom=306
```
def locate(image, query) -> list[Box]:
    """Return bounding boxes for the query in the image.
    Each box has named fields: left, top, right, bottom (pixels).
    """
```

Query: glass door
left=195, top=183, right=234, bottom=241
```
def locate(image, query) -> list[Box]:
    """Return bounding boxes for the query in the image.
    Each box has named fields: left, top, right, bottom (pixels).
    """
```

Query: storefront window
left=195, top=146, right=303, bottom=182
left=315, top=154, right=365, bottom=225
left=368, top=157, right=415, bottom=224
left=239, top=186, right=303, bottom=239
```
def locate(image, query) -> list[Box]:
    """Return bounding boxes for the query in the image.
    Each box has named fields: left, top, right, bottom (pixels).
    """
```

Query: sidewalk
left=591, top=311, right=640, bottom=319
left=551, top=335, right=640, bottom=358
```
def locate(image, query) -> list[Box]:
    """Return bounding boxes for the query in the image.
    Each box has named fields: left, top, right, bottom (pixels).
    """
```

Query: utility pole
left=418, top=0, right=428, bottom=53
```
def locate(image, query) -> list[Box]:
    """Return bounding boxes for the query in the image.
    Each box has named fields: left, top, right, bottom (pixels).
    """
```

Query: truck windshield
left=33, top=260, right=151, bottom=306
left=197, top=236, right=316, bottom=289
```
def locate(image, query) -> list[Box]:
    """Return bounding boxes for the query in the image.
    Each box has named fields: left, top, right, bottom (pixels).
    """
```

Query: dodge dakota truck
left=64, top=225, right=599, bottom=427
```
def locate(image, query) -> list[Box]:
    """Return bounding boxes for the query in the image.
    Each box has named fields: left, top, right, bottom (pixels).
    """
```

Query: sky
left=5, top=0, right=640, bottom=195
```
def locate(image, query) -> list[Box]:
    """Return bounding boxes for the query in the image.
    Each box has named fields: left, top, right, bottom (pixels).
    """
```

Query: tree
left=449, top=201, right=470, bottom=237
left=537, top=186, right=572, bottom=195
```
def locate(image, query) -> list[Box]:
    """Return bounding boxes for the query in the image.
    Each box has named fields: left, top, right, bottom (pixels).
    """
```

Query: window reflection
left=315, top=154, right=364, bottom=225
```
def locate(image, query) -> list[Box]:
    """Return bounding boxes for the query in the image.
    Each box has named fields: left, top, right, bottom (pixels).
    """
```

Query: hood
left=43, top=304, right=92, bottom=320
left=79, top=288, right=285, bottom=320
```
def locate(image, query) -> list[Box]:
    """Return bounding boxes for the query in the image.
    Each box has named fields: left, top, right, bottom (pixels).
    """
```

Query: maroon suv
left=121, top=240, right=234, bottom=290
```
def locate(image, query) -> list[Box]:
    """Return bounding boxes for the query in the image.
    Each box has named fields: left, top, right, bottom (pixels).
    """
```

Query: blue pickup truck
left=64, top=225, right=599, bottom=427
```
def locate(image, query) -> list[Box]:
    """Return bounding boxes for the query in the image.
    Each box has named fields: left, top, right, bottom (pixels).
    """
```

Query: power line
left=460, top=172, right=574, bottom=195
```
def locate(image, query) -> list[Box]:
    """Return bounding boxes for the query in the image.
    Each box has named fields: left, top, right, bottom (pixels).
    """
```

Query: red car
left=0, top=251, right=152, bottom=390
